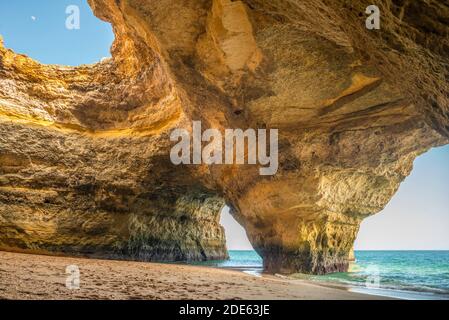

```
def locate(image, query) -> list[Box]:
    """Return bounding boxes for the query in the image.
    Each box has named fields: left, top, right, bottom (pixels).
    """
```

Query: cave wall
left=0, top=0, right=448, bottom=273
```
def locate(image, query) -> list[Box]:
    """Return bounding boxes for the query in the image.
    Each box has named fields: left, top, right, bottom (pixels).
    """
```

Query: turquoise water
left=310, top=251, right=449, bottom=300
left=192, top=250, right=263, bottom=276
left=195, top=250, right=449, bottom=299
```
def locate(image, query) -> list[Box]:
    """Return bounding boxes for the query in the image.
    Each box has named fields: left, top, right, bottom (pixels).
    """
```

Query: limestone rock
left=0, top=0, right=448, bottom=274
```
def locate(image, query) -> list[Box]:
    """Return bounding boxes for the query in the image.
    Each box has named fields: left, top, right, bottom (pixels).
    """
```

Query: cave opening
left=219, top=206, right=263, bottom=269
left=354, top=145, right=449, bottom=251
left=0, top=0, right=114, bottom=66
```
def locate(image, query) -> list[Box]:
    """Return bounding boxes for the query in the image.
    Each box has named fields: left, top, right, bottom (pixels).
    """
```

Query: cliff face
left=0, top=0, right=448, bottom=274
left=0, top=29, right=227, bottom=262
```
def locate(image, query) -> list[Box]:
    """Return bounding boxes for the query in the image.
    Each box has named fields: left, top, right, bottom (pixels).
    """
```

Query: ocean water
left=192, top=250, right=263, bottom=276
left=195, top=250, right=449, bottom=300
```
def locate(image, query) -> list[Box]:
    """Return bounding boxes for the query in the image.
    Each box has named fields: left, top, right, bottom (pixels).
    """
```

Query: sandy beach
left=0, top=251, right=384, bottom=300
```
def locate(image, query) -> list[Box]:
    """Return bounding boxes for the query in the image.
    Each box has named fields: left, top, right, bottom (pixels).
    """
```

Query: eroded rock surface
left=0, top=0, right=448, bottom=274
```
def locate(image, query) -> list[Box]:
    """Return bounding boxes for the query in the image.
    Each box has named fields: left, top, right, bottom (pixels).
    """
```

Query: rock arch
left=0, top=0, right=448, bottom=274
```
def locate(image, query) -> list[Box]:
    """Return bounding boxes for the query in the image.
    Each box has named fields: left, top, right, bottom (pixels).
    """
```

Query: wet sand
left=0, top=251, right=384, bottom=300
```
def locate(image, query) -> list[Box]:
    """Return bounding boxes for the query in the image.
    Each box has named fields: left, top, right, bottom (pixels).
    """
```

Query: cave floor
left=0, top=251, right=383, bottom=300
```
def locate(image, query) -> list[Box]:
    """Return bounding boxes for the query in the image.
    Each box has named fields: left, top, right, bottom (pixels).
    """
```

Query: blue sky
left=1, top=1, right=448, bottom=250
left=0, top=0, right=113, bottom=65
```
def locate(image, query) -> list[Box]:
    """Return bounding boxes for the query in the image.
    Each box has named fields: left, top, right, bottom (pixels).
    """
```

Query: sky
left=2, top=1, right=448, bottom=251
left=0, top=0, right=113, bottom=65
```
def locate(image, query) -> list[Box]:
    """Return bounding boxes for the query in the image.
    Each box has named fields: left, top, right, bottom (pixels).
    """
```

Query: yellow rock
left=0, top=0, right=448, bottom=274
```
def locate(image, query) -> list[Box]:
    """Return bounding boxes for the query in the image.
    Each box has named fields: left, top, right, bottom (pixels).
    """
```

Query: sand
left=0, top=251, right=383, bottom=300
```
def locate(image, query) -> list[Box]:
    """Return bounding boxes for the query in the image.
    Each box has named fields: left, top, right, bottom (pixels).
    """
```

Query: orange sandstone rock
left=0, top=0, right=448, bottom=274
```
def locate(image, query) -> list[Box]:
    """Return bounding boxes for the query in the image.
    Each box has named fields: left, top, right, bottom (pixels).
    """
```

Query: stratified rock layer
left=0, top=0, right=448, bottom=273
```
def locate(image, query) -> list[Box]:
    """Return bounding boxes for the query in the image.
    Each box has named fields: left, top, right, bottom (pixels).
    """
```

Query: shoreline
left=0, top=251, right=386, bottom=300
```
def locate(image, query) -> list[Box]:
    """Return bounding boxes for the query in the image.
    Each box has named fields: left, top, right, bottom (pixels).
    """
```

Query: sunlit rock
left=0, top=0, right=448, bottom=273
